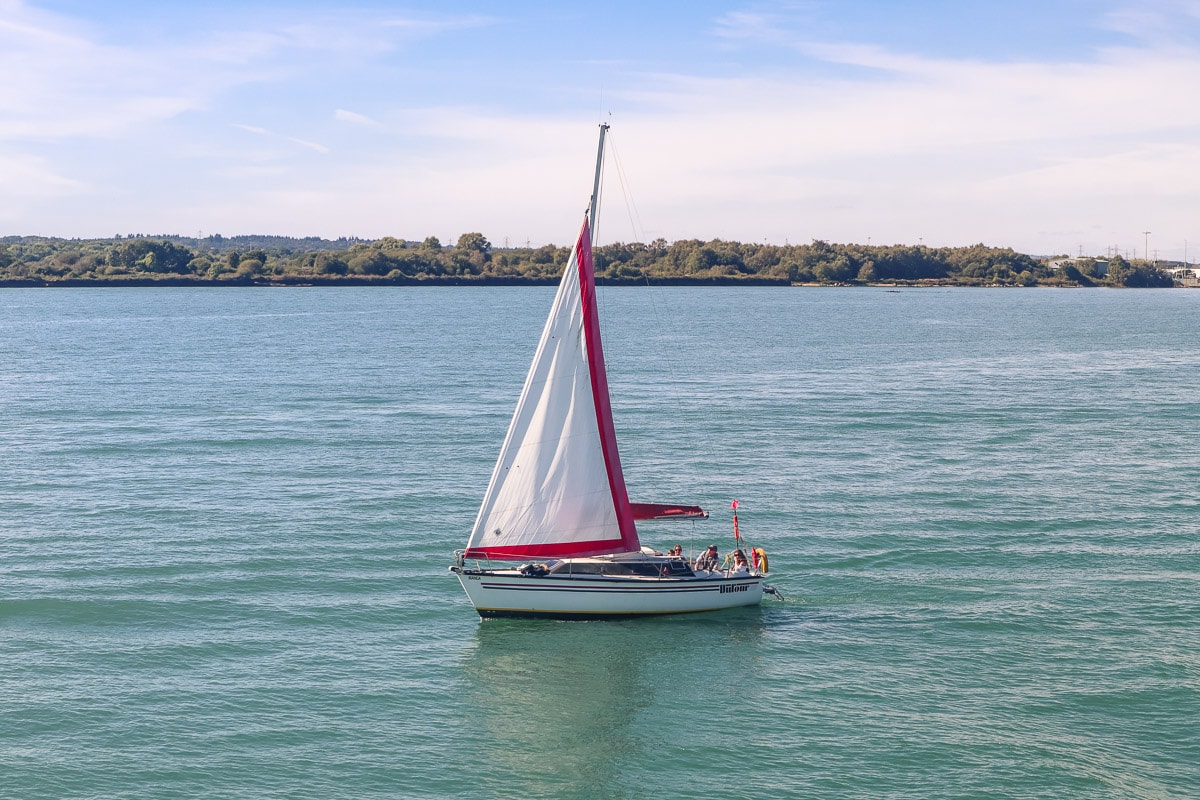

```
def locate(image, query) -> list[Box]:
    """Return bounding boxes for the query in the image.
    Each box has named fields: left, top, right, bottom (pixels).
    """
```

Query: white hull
left=452, top=568, right=765, bottom=619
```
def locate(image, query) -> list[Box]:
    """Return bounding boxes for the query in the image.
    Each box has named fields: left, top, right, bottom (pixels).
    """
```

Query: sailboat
left=450, top=124, right=778, bottom=619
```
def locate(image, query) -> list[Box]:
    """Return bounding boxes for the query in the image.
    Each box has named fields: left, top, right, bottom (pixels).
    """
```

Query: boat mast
left=588, top=123, right=609, bottom=246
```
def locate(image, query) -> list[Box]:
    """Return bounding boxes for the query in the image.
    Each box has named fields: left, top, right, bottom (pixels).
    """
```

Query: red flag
left=730, top=500, right=739, bottom=510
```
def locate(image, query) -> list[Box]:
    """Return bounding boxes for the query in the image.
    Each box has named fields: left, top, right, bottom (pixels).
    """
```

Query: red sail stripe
left=464, top=537, right=629, bottom=560
left=576, top=218, right=640, bottom=555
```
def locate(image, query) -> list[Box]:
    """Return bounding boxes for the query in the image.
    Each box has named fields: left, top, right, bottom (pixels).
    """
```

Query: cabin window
left=618, top=563, right=665, bottom=577
left=547, top=560, right=691, bottom=577
left=549, top=562, right=604, bottom=575
left=665, top=560, right=695, bottom=576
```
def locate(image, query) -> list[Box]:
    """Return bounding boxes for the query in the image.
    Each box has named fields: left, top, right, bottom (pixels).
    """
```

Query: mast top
left=587, top=123, right=609, bottom=244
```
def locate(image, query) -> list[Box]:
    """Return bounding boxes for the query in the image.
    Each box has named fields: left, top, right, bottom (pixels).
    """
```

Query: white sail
left=464, top=218, right=638, bottom=560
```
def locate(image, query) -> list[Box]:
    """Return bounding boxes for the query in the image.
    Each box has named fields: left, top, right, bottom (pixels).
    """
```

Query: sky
left=3, top=0, right=1200, bottom=259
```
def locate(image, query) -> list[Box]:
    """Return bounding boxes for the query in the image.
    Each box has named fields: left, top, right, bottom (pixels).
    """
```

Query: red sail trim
left=576, top=217, right=641, bottom=555
left=464, top=538, right=630, bottom=561
left=630, top=503, right=709, bottom=520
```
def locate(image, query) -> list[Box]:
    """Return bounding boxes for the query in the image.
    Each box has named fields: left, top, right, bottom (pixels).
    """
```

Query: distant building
left=1048, top=258, right=1107, bottom=277
left=1168, top=268, right=1200, bottom=287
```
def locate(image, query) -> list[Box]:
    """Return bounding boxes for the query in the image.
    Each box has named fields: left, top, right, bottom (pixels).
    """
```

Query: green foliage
left=1119, top=263, right=1175, bottom=288
left=1068, top=253, right=1181, bottom=287
left=1059, top=263, right=1090, bottom=285
left=1105, top=254, right=1131, bottom=285
left=0, top=233, right=1175, bottom=288
left=455, top=232, right=491, bottom=254
left=106, top=239, right=195, bottom=274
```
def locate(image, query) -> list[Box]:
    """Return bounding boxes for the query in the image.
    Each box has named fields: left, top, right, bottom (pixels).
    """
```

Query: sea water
left=1, top=286, right=1197, bottom=799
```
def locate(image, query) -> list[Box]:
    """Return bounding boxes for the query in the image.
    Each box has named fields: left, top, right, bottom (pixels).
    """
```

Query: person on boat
left=668, top=544, right=683, bottom=558
left=694, top=544, right=719, bottom=571
left=730, top=549, right=750, bottom=575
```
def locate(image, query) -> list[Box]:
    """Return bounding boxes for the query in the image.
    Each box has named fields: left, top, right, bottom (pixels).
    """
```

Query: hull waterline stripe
left=478, top=582, right=758, bottom=594
left=480, top=585, right=745, bottom=594
left=476, top=606, right=751, bottom=619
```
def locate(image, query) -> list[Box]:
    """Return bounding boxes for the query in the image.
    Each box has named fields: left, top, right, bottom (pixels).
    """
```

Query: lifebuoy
left=752, top=547, right=769, bottom=574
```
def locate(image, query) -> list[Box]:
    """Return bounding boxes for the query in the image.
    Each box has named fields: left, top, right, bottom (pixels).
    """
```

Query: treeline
left=0, top=233, right=1175, bottom=287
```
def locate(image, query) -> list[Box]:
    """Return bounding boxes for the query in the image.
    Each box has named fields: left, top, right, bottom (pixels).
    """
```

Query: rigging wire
left=601, top=130, right=726, bottom=530
left=605, top=133, right=646, bottom=244
left=604, top=130, right=693, bottom=414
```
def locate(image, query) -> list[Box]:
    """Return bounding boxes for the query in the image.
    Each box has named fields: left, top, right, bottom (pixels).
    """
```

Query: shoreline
left=0, top=276, right=1187, bottom=289
left=0, top=275, right=789, bottom=289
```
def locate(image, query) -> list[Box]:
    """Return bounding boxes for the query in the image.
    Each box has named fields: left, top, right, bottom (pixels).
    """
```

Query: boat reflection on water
left=457, top=609, right=768, bottom=796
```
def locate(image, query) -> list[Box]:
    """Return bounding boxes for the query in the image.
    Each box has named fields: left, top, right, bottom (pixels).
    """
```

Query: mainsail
left=464, top=217, right=639, bottom=560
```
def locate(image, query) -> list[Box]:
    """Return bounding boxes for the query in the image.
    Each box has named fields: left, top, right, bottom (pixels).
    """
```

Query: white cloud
left=334, top=109, right=380, bottom=127
left=231, top=122, right=330, bottom=155
left=1099, top=0, right=1200, bottom=45
left=571, top=20, right=1200, bottom=254
left=273, top=12, right=495, bottom=56
left=0, top=5, right=491, bottom=142
left=0, top=151, right=86, bottom=197
left=233, top=124, right=271, bottom=136
left=4, top=1, right=1199, bottom=258
left=287, top=137, right=330, bottom=154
